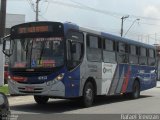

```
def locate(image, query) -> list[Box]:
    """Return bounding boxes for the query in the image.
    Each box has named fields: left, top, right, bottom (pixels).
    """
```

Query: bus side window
left=87, top=35, right=102, bottom=62
left=139, top=47, right=147, bottom=65
left=148, top=49, right=156, bottom=66
left=103, top=39, right=116, bottom=63
left=117, top=42, right=128, bottom=63
left=129, top=45, right=138, bottom=64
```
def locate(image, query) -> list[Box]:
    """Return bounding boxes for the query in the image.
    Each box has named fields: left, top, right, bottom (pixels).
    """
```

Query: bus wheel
left=131, top=80, right=140, bottom=99
left=34, top=95, right=49, bottom=104
left=82, top=82, right=95, bottom=107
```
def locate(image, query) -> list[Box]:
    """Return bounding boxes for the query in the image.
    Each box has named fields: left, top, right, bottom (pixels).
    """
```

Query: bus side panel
left=101, top=63, right=117, bottom=95
left=108, top=64, right=130, bottom=95
left=126, top=65, right=157, bottom=92
left=107, top=64, right=119, bottom=95
left=125, top=65, right=138, bottom=92
left=82, top=62, right=102, bottom=96
left=108, top=64, right=157, bottom=95
left=138, top=66, right=156, bottom=91
left=116, top=64, right=130, bottom=94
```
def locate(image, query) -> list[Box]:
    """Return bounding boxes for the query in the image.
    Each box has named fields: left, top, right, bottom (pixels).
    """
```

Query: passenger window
left=87, top=35, right=102, bottom=62
left=139, top=47, right=147, bottom=65
left=117, top=42, right=128, bottom=63
left=130, top=45, right=136, bottom=55
left=140, top=47, right=147, bottom=57
left=104, top=39, right=115, bottom=51
left=103, top=39, right=116, bottom=63
left=148, top=49, right=156, bottom=66
left=129, top=45, right=138, bottom=64
left=149, top=49, right=155, bottom=58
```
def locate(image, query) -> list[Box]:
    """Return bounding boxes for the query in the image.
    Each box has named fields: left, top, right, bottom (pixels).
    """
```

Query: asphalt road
left=7, top=87, right=160, bottom=120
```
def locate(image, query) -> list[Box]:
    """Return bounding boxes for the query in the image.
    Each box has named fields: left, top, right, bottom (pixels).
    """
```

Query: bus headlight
left=46, top=73, right=65, bottom=86
left=8, top=76, right=11, bottom=80
left=10, top=79, right=16, bottom=84
left=55, top=73, right=65, bottom=81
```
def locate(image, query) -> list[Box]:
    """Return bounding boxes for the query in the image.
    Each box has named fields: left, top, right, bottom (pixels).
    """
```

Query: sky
left=6, top=0, right=160, bottom=45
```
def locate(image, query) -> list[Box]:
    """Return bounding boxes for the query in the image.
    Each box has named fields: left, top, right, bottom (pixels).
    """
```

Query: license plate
left=25, top=86, right=34, bottom=91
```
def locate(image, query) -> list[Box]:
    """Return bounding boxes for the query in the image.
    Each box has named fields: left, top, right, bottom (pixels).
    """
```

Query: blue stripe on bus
left=109, top=64, right=157, bottom=95
left=126, top=65, right=157, bottom=92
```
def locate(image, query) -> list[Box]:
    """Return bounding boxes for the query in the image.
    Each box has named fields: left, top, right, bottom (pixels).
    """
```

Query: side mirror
left=2, top=35, right=14, bottom=57
left=0, top=92, right=10, bottom=119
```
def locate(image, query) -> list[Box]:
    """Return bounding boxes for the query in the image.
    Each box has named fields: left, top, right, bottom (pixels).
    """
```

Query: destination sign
left=18, top=26, right=50, bottom=34
left=10, top=22, right=64, bottom=39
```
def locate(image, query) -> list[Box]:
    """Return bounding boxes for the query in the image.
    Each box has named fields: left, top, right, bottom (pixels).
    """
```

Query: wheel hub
left=86, top=88, right=93, bottom=100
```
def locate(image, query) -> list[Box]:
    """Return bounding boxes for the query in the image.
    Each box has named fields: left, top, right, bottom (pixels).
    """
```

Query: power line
left=8, top=0, right=160, bottom=33
left=48, top=0, right=160, bottom=32
left=8, top=0, right=160, bottom=24
left=8, top=0, right=160, bottom=22
left=39, top=14, right=48, bottom=21
left=27, top=0, right=35, bottom=12
left=40, top=0, right=50, bottom=15
left=48, top=0, right=121, bottom=18
left=48, top=0, right=160, bottom=26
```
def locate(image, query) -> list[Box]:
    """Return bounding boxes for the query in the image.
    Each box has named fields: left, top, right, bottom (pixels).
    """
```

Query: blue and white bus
left=2, top=21, right=157, bottom=107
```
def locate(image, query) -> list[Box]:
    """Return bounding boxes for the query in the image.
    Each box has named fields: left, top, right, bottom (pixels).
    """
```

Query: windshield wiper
left=25, top=41, right=30, bottom=60
left=20, top=39, right=30, bottom=62
left=29, top=39, right=34, bottom=68
left=39, top=40, right=47, bottom=64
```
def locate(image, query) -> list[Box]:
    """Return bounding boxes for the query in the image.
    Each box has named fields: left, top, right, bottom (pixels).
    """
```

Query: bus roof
left=63, top=22, right=155, bottom=49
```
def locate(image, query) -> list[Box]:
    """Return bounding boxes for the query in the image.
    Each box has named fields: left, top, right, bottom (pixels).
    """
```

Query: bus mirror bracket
left=2, top=35, right=14, bottom=57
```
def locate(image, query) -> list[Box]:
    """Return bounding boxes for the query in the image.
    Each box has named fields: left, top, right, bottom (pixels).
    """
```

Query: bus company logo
left=103, top=67, right=112, bottom=73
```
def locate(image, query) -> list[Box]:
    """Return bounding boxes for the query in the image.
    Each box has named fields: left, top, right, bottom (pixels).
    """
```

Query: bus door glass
left=66, top=31, right=84, bottom=97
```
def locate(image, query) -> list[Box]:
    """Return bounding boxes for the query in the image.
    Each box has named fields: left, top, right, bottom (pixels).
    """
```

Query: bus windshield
left=10, top=37, right=64, bottom=69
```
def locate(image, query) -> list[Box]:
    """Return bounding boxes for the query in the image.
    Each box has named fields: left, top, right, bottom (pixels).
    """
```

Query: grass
left=0, top=85, right=9, bottom=95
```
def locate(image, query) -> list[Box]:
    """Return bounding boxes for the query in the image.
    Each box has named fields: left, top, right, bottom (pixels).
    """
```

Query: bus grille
left=17, top=81, right=45, bottom=84
left=18, top=87, right=43, bottom=94
left=12, top=71, right=52, bottom=77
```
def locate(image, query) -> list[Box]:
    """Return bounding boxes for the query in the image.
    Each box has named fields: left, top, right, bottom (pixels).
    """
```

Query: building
left=5, top=14, right=25, bottom=35
left=155, top=44, right=160, bottom=81
left=0, top=13, right=25, bottom=86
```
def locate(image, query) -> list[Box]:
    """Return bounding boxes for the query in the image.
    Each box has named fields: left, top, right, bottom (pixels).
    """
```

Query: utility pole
left=36, top=0, right=40, bottom=21
left=147, top=35, right=150, bottom=44
left=155, top=33, right=157, bottom=44
left=120, top=15, right=129, bottom=37
left=0, top=0, right=6, bottom=86
left=0, top=0, right=7, bottom=38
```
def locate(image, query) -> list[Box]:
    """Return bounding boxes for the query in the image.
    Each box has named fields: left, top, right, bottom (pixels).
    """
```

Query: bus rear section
left=81, top=33, right=157, bottom=104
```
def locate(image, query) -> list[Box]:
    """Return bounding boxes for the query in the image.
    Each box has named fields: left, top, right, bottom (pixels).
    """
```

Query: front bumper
left=8, top=79, right=65, bottom=97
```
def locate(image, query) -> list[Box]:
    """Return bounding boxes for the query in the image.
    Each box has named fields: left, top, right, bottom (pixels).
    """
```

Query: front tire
left=34, top=95, right=49, bottom=104
left=82, top=82, right=95, bottom=107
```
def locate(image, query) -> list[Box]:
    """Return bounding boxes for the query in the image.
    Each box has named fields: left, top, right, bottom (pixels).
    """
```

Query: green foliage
left=0, top=85, right=9, bottom=95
